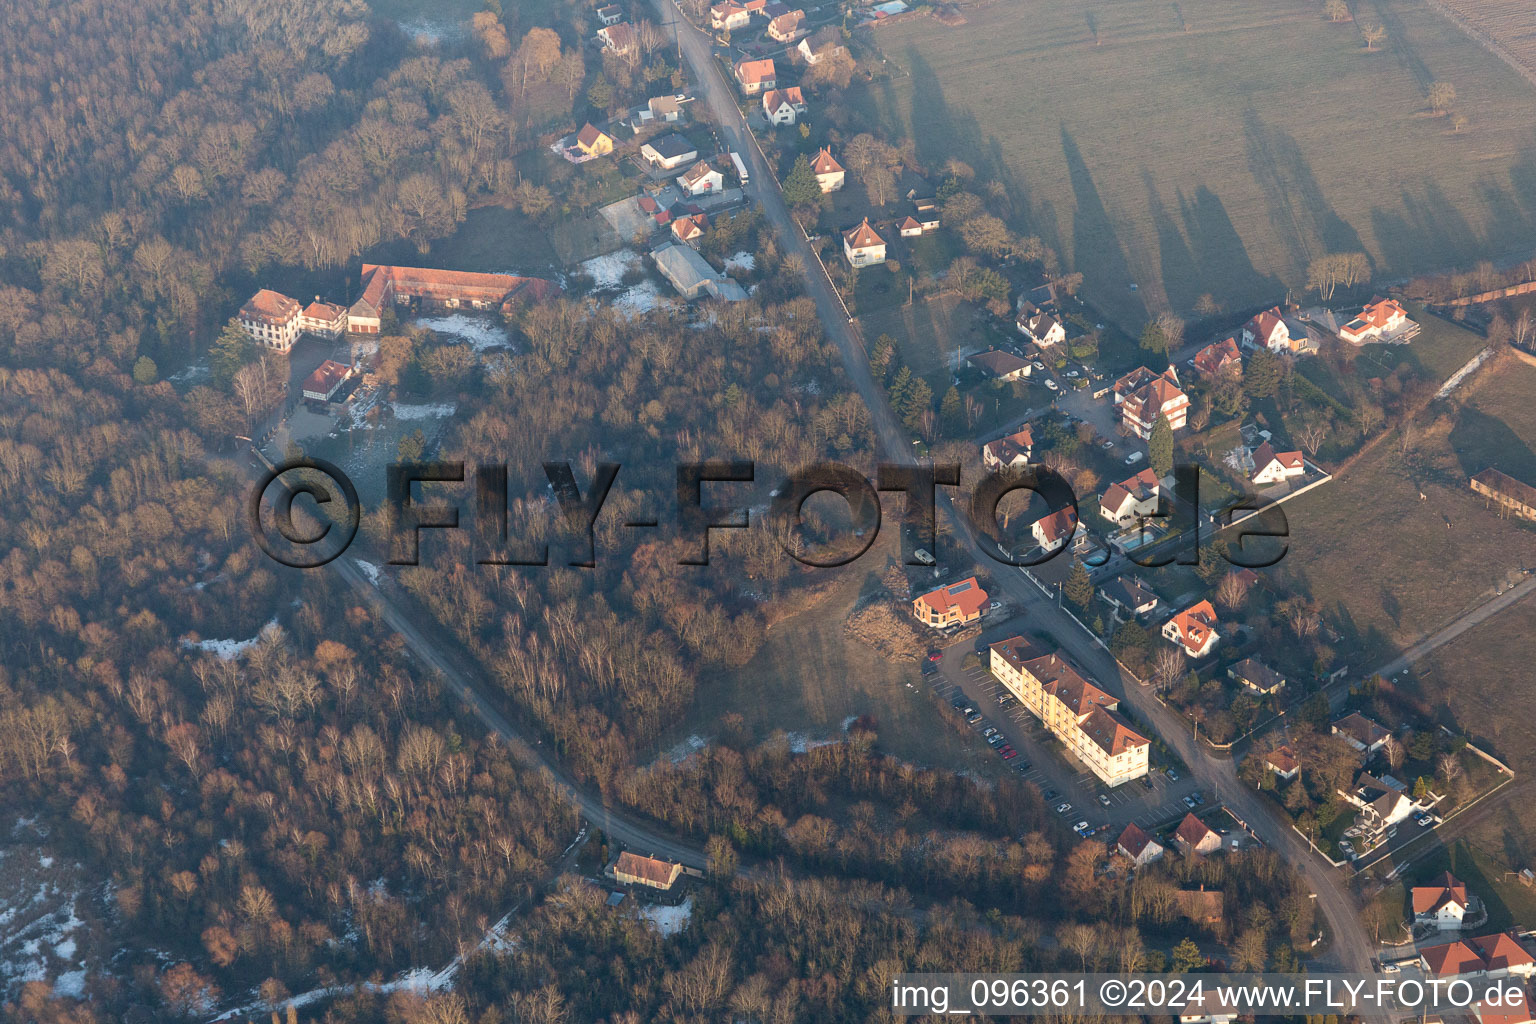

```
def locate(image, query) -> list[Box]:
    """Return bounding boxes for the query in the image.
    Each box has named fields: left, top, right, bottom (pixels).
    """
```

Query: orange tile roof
left=843, top=218, right=885, bottom=250
left=1033, top=506, right=1077, bottom=545
left=1020, top=653, right=1114, bottom=718
left=735, top=57, right=777, bottom=84
left=900, top=216, right=922, bottom=231
left=761, top=86, right=804, bottom=111
left=302, top=299, right=345, bottom=321
left=1359, top=298, right=1407, bottom=329
left=302, top=359, right=351, bottom=397
left=1423, top=939, right=1490, bottom=978
left=811, top=146, right=843, bottom=174
left=576, top=122, right=608, bottom=149
left=1265, top=744, right=1300, bottom=774
left=1245, top=306, right=1287, bottom=344
left=1193, top=336, right=1241, bottom=375
left=915, top=576, right=988, bottom=618
left=1412, top=872, right=1468, bottom=916
left=1081, top=705, right=1148, bottom=757
left=600, top=22, right=638, bottom=50
left=1473, top=932, right=1535, bottom=974
left=983, top=425, right=1033, bottom=465
left=1101, top=468, right=1160, bottom=514
left=989, top=635, right=1046, bottom=672
left=1167, top=600, right=1218, bottom=651
left=241, top=288, right=301, bottom=322
left=1252, top=441, right=1303, bottom=474
left=353, top=265, right=558, bottom=317
left=1175, top=812, right=1218, bottom=849
left=614, top=851, right=681, bottom=886
left=1117, top=822, right=1158, bottom=857
left=671, top=214, right=707, bottom=240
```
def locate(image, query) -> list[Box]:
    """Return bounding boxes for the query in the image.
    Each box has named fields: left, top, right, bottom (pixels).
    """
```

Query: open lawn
left=1411, top=603, right=1536, bottom=767
left=678, top=557, right=994, bottom=771
left=1348, top=303, right=1488, bottom=383
left=1389, top=838, right=1536, bottom=932
left=423, top=203, right=563, bottom=276
left=856, top=0, right=1536, bottom=329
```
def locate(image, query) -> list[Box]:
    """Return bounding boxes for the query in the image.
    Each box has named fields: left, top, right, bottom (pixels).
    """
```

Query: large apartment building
left=989, top=637, right=1150, bottom=787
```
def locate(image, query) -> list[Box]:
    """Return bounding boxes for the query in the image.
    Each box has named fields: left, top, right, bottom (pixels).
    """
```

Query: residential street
left=653, top=0, right=1380, bottom=978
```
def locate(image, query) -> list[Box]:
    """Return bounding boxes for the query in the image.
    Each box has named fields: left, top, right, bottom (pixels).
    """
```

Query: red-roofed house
left=345, top=265, right=558, bottom=334
left=1100, top=468, right=1161, bottom=525
left=597, top=22, right=638, bottom=57
left=671, top=213, right=708, bottom=244
left=612, top=851, right=685, bottom=890
left=912, top=576, right=988, bottom=629
left=677, top=161, right=724, bottom=196
left=1192, top=336, right=1242, bottom=378
left=1264, top=745, right=1301, bottom=780
left=1476, top=991, right=1536, bottom=1024
left=843, top=219, right=886, bottom=267
left=1114, top=366, right=1188, bottom=439
left=1173, top=813, right=1222, bottom=857
left=1421, top=933, right=1536, bottom=979
left=299, top=298, right=348, bottom=339
left=1251, top=441, right=1306, bottom=485
left=301, top=360, right=352, bottom=403
left=989, top=642, right=1149, bottom=785
left=898, top=216, right=923, bottom=237
left=1332, top=711, right=1389, bottom=754
left=766, top=8, right=805, bottom=41
left=761, top=86, right=807, bottom=125
left=981, top=426, right=1034, bottom=471
left=575, top=122, right=614, bottom=158
left=811, top=147, right=845, bottom=192
left=1339, top=298, right=1415, bottom=344
left=733, top=58, right=777, bottom=95
left=1031, top=507, right=1077, bottom=554
left=710, top=2, right=751, bottom=30
left=1242, top=306, right=1293, bottom=353
left=1017, top=306, right=1066, bottom=347
left=239, top=289, right=303, bottom=351
left=1414, top=872, right=1470, bottom=931
left=1116, top=822, right=1164, bottom=868
left=1162, top=600, right=1220, bottom=658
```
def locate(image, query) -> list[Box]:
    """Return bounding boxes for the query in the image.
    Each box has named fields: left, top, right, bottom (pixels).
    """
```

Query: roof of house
left=1019, top=308, right=1062, bottom=337
left=734, top=57, right=777, bottom=84
left=988, top=635, right=1047, bottom=673
left=1333, top=711, right=1389, bottom=747
left=1081, top=705, right=1149, bottom=757
left=1193, top=336, right=1241, bottom=375
left=1114, top=365, right=1177, bottom=396
left=982, top=425, right=1034, bottom=466
left=1033, top=506, right=1078, bottom=546
left=678, top=161, right=718, bottom=186
left=1473, top=468, right=1536, bottom=510
left=1175, top=812, right=1219, bottom=849
left=843, top=218, right=885, bottom=250
left=1117, top=822, right=1159, bottom=858
left=1413, top=872, right=1469, bottom=916
left=1167, top=600, right=1218, bottom=651
left=1101, top=574, right=1158, bottom=611
left=1265, top=744, right=1300, bottom=774
left=914, top=576, right=989, bottom=618
left=302, top=359, right=350, bottom=396
left=768, top=9, right=804, bottom=33
left=241, top=288, right=301, bottom=321
left=598, top=3, right=623, bottom=14
left=614, top=851, right=680, bottom=886
left=1019, top=652, right=1114, bottom=718
left=1475, top=993, right=1536, bottom=1024
left=354, top=265, right=559, bottom=315
left=1176, top=886, right=1225, bottom=923
left=1422, top=939, right=1487, bottom=978
left=811, top=147, right=843, bottom=175
left=1252, top=441, right=1304, bottom=476
left=899, top=215, right=922, bottom=232
left=968, top=349, right=1029, bottom=377
left=1246, top=306, right=1288, bottom=342
left=600, top=21, right=638, bottom=50
left=302, top=299, right=345, bottom=320
left=1421, top=933, right=1535, bottom=978
left=1230, top=657, right=1285, bottom=690
left=576, top=122, right=609, bottom=148
left=1101, top=468, right=1160, bottom=513
left=648, top=94, right=681, bottom=115
left=644, top=134, right=697, bottom=159
left=761, top=86, right=805, bottom=110
left=1356, top=297, right=1408, bottom=329
left=1122, top=374, right=1187, bottom=422
left=671, top=213, right=707, bottom=239
left=1473, top=933, right=1535, bottom=974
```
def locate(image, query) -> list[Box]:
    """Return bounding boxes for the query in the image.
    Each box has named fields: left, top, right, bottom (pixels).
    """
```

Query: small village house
left=912, top=576, right=988, bottom=629
left=1332, top=711, right=1390, bottom=754
left=1098, top=575, right=1160, bottom=621
left=1099, top=468, right=1160, bottom=525
left=597, top=22, right=638, bottom=57
left=766, top=8, right=805, bottom=41
left=1172, top=813, right=1223, bottom=857
left=646, top=95, right=683, bottom=123
left=1251, top=441, right=1306, bottom=485
left=797, top=31, right=848, bottom=65
left=1339, top=297, right=1416, bottom=344
left=1031, top=507, right=1077, bottom=554
left=1264, top=745, right=1300, bottom=780
left=898, top=216, right=923, bottom=237
left=298, top=298, right=347, bottom=338
left=761, top=86, right=807, bottom=125
left=1115, top=822, right=1164, bottom=868
left=1192, top=336, right=1242, bottom=378
left=1338, top=770, right=1414, bottom=843
left=677, top=160, right=724, bottom=196
left=811, top=147, right=844, bottom=192
left=842, top=219, right=886, bottom=268
left=612, top=851, right=685, bottom=890
left=1017, top=304, right=1066, bottom=347
left=1241, top=306, right=1294, bottom=353
left=1413, top=872, right=1470, bottom=932
left=596, top=4, right=624, bottom=25
left=1420, top=933, right=1536, bottom=980
left=575, top=122, right=614, bottom=158
left=670, top=213, right=707, bottom=244
left=640, top=134, right=698, bottom=170
left=1162, top=600, right=1219, bottom=658
left=966, top=349, right=1030, bottom=381
left=981, top=426, right=1034, bottom=472
left=1228, top=657, right=1286, bottom=695
left=733, top=57, right=777, bottom=95
left=301, top=360, right=352, bottom=403
left=710, top=2, right=751, bottom=30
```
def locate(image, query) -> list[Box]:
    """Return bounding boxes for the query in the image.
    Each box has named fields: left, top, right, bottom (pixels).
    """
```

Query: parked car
left=1140, top=776, right=1154, bottom=789
left=983, top=727, right=998, bottom=738
left=1073, top=820, right=1090, bottom=834
left=1016, top=761, right=1031, bottom=771
left=1101, top=440, right=1114, bottom=449
left=1097, top=794, right=1112, bottom=807
left=1124, top=451, right=1144, bottom=465
left=1043, top=790, right=1059, bottom=801
left=988, top=600, right=1003, bottom=611
left=1183, top=795, right=1197, bottom=808
left=1166, top=768, right=1180, bottom=781
left=1415, top=814, right=1433, bottom=827
left=966, top=711, right=983, bottom=724
left=1001, top=749, right=1018, bottom=760
left=926, top=652, right=943, bottom=663
left=1055, top=802, right=1072, bottom=814
left=1044, top=379, right=1059, bottom=392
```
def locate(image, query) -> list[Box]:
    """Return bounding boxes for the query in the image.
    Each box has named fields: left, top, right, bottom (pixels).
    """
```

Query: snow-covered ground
left=353, top=560, right=382, bottom=586
left=0, top=839, right=97, bottom=1003
left=639, top=898, right=692, bottom=937
left=413, top=314, right=512, bottom=353
left=182, top=617, right=279, bottom=660
left=580, top=249, right=641, bottom=290
left=611, top=281, right=662, bottom=317
left=391, top=401, right=457, bottom=421
left=725, top=251, right=756, bottom=272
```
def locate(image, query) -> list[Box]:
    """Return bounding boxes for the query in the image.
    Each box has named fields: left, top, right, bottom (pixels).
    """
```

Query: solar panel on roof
left=949, top=581, right=972, bottom=593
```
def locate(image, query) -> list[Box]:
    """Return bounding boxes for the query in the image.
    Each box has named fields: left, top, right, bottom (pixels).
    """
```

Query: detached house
left=1017, top=304, right=1066, bottom=347
left=640, top=133, right=698, bottom=170
left=761, top=86, right=807, bottom=125
left=596, top=4, right=624, bottom=25
left=967, top=349, right=1030, bottom=381
left=797, top=33, right=848, bottom=65
left=670, top=213, right=707, bottom=244
left=1116, top=822, right=1164, bottom=868
left=733, top=57, right=777, bottom=95
left=299, top=298, right=347, bottom=338
left=1099, top=468, right=1161, bottom=525
left=766, top=8, right=805, bottom=41
left=912, top=576, right=988, bottom=629
left=1162, top=600, right=1219, bottom=658
left=677, top=160, right=724, bottom=196
left=1173, top=813, right=1223, bottom=857
left=1192, top=336, right=1242, bottom=378
left=1264, top=745, right=1301, bottom=780
left=1031, top=507, right=1077, bottom=554
left=597, top=22, right=638, bottom=57
left=1228, top=657, right=1286, bottom=695
left=612, top=851, right=684, bottom=890
left=981, top=426, right=1034, bottom=472
left=239, top=289, right=303, bottom=351
left=1414, top=872, right=1471, bottom=932
left=842, top=219, right=886, bottom=268
left=1251, top=441, right=1306, bottom=485
left=710, top=2, right=751, bottom=30
left=1099, top=575, right=1160, bottom=621
left=1332, top=711, right=1390, bottom=754
left=1114, top=366, right=1188, bottom=439
left=1242, top=306, right=1293, bottom=353
left=811, top=147, right=844, bottom=192
left=1339, top=771, right=1414, bottom=843
left=1340, top=297, right=1416, bottom=344
left=575, top=122, right=614, bottom=158
left=1421, top=933, right=1536, bottom=980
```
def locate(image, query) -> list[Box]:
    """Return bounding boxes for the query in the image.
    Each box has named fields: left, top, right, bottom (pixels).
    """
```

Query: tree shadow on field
left=1449, top=405, right=1536, bottom=483
left=1060, top=123, right=1145, bottom=320
left=1178, top=186, right=1286, bottom=312
left=905, top=52, right=996, bottom=183
left=1360, top=0, right=1433, bottom=95
left=1241, top=107, right=1366, bottom=278
left=1370, top=182, right=1480, bottom=279
left=1145, top=172, right=1200, bottom=314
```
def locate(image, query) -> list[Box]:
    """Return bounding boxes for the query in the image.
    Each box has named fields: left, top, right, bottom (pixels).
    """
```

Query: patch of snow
left=725, top=251, right=756, bottom=272
left=54, top=937, right=75, bottom=960
left=612, top=281, right=661, bottom=318
left=413, top=314, right=513, bottom=353
left=391, top=401, right=457, bottom=421
left=354, top=560, right=382, bottom=586
left=37, top=856, right=51, bottom=869
left=639, top=898, right=692, bottom=937
left=783, top=732, right=839, bottom=754
left=579, top=249, right=641, bottom=291
left=397, top=17, right=458, bottom=42
left=182, top=617, right=279, bottom=660
left=53, top=970, right=86, bottom=999
left=665, top=735, right=710, bottom=764
left=840, top=715, right=858, bottom=732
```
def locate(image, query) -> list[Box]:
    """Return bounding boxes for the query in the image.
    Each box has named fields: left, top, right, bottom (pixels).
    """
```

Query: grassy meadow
left=856, top=0, right=1536, bottom=327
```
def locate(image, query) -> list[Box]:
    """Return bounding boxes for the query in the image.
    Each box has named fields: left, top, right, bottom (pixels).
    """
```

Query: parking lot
left=925, top=629, right=1203, bottom=839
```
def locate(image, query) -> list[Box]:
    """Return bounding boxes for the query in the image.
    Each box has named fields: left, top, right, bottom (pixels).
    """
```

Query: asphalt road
left=652, top=0, right=1379, bottom=975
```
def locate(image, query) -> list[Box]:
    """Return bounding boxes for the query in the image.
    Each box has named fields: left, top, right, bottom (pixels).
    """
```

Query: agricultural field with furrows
left=1436, top=0, right=1536, bottom=81
left=855, top=0, right=1536, bottom=328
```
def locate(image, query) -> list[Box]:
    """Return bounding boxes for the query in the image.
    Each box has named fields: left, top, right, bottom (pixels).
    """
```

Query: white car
left=1124, top=451, right=1144, bottom=465
left=1073, top=820, right=1090, bottom=834
left=1055, top=802, right=1072, bottom=814
left=1044, top=379, right=1059, bottom=391
left=1065, top=370, right=1080, bottom=378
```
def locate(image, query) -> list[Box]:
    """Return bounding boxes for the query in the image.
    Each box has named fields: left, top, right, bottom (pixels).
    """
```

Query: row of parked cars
left=948, top=694, right=1031, bottom=774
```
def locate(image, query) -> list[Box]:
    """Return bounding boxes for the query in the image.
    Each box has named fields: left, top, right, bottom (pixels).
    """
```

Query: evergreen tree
left=1149, top=412, right=1174, bottom=477
left=940, top=385, right=963, bottom=427
left=209, top=320, right=252, bottom=388
left=1139, top=319, right=1169, bottom=355
left=398, top=428, right=426, bottom=462
left=782, top=153, right=823, bottom=207
left=1171, top=937, right=1205, bottom=972
left=903, top=377, right=933, bottom=429
left=1064, top=561, right=1094, bottom=610
left=132, top=355, right=158, bottom=385
left=888, top=364, right=913, bottom=417
left=870, top=334, right=896, bottom=379
left=1246, top=347, right=1284, bottom=398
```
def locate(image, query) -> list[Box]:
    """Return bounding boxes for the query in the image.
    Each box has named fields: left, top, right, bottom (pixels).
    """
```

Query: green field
left=857, top=0, right=1536, bottom=328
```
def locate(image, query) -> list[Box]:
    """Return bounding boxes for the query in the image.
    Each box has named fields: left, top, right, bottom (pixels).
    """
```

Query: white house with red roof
left=1031, top=507, right=1077, bottom=554
left=912, top=576, right=988, bottom=629
left=766, top=8, right=805, bottom=41
left=597, top=22, right=638, bottom=57
left=298, top=298, right=347, bottom=338
left=1264, top=744, right=1301, bottom=780
left=1173, top=812, right=1223, bottom=857
left=981, top=426, right=1034, bottom=471
left=709, top=1, right=751, bottom=29
left=677, top=160, right=724, bottom=196
left=301, top=359, right=352, bottom=403
left=1113, top=366, right=1188, bottom=439
left=842, top=219, right=886, bottom=267
left=1420, top=932, right=1536, bottom=979
left=239, top=289, right=303, bottom=350
left=810, top=147, right=844, bottom=192
left=1100, top=468, right=1161, bottom=525
left=1242, top=306, right=1293, bottom=353
left=1162, top=600, right=1219, bottom=658
left=761, top=86, right=807, bottom=125
left=1192, top=336, right=1242, bottom=378
left=1116, top=822, right=1164, bottom=867
left=1017, top=305, right=1066, bottom=347
left=1251, top=441, right=1306, bottom=485
left=1413, top=872, right=1471, bottom=931
left=733, top=57, right=776, bottom=95
left=1339, top=297, right=1415, bottom=344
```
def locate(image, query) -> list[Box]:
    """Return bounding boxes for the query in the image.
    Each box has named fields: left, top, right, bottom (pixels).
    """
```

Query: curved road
left=653, top=0, right=1378, bottom=976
